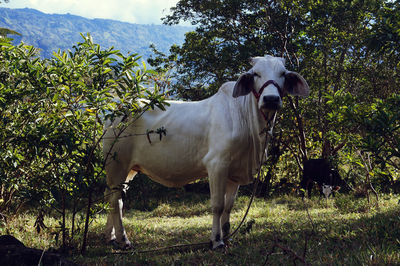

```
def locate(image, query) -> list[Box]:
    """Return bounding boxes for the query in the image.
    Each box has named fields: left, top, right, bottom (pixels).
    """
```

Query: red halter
left=251, top=80, right=283, bottom=100
left=251, top=80, right=283, bottom=121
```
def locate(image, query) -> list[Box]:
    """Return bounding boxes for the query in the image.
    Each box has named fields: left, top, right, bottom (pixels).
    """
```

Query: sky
left=4, top=0, right=180, bottom=25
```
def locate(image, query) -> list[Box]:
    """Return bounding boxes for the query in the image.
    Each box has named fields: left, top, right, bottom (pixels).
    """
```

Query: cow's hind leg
left=104, top=168, right=136, bottom=249
left=221, top=180, right=239, bottom=240
left=104, top=187, right=116, bottom=242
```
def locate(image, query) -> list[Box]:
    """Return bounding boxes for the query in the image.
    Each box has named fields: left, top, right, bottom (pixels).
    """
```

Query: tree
left=0, top=28, right=20, bottom=38
left=151, top=0, right=399, bottom=189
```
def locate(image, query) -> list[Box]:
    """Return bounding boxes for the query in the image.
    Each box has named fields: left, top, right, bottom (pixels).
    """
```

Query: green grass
left=1, top=193, right=400, bottom=265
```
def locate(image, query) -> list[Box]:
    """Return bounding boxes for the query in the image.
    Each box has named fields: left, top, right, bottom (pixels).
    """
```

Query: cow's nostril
left=263, top=95, right=280, bottom=103
left=262, top=95, right=281, bottom=110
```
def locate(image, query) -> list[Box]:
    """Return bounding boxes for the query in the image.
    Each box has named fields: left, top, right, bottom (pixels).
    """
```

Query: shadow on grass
left=254, top=196, right=400, bottom=265
left=124, top=174, right=210, bottom=212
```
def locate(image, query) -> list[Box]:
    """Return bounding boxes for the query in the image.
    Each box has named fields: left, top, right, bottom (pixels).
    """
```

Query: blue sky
left=3, top=0, right=180, bottom=24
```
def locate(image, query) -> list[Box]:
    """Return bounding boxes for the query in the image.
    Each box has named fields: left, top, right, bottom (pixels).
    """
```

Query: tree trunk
left=288, top=97, right=308, bottom=164
left=80, top=189, right=92, bottom=254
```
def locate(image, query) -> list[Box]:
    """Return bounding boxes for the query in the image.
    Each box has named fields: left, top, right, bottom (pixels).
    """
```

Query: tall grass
left=1, top=193, right=399, bottom=265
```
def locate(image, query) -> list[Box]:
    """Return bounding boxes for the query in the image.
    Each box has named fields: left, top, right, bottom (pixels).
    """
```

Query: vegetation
left=1, top=193, right=399, bottom=264
left=150, top=0, right=400, bottom=195
left=0, top=0, right=400, bottom=264
left=0, top=33, right=167, bottom=252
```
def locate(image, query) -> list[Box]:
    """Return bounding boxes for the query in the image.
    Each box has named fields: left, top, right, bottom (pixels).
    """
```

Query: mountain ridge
left=0, top=7, right=190, bottom=59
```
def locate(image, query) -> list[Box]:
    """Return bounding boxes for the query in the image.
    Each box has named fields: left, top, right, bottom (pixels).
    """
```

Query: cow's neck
left=245, top=94, right=269, bottom=171
left=247, top=94, right=270, bottom=134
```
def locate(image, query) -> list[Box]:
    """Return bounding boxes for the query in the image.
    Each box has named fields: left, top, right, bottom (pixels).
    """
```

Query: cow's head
left=322, top=184, right=333, bottom=198
left=233, top=56, right=309, bottom=117
left=322, top=183, right=341, bottom=198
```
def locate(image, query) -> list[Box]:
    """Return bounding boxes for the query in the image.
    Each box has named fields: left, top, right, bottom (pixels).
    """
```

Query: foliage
left=149, top=0, right=400, bottom=191
left=353, top=95, right=400, bottom=172
left=339, top=93, right=400, bottom=188
left=0, top=27, right=20, bottom=38
left=367, top=0, right=400, bottom=56
left=0, top=34, right=167, bottom=251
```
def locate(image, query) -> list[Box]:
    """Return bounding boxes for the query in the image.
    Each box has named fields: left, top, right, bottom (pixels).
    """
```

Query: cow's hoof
left=109, top=239, right=133, bottom=250
left=210, top=240, right=225, bottom=250
left=122, top=243, right=134, bottom=250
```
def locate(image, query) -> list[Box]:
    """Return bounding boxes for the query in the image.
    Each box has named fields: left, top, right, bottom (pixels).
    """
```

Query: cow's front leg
left=208, top=163, right=228, bottom=249
left=221, top=180, right=239, bottom=240
left=306, top=179, right=314, bottom=198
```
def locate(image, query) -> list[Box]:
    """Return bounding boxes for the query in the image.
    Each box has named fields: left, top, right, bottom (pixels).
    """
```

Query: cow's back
left=302, top=159, right=330, bottom=184
left=104, top=82, right=264, bottom=188
left=103, top=99, right=216, bottom=187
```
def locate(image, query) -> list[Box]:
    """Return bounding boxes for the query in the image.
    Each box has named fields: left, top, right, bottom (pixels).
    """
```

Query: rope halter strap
left=251, top=80, right=283, bottom=121
left=251, top=80, right=283, bottom=101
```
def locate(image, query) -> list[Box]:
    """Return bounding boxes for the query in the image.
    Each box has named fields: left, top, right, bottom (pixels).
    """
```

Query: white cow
left=103, top=55, right=309, bottom=249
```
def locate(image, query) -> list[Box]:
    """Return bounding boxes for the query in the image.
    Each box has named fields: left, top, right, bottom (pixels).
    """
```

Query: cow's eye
left=280, top=72, right=286, bottom=77
left=253, top=72, right=261, bottom=77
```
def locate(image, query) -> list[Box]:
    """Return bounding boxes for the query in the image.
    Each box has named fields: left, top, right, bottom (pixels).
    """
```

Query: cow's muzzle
left=262, top=95, right=282, bottom=111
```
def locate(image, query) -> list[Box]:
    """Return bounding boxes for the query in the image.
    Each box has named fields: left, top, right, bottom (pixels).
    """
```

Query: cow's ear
left=284, top=71, right=309, bottom=97
left=233, top=72, right=254, bottom=98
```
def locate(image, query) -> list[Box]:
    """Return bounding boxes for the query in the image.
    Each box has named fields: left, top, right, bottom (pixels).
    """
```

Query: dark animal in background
left=300, top=159, right=343, bottom=198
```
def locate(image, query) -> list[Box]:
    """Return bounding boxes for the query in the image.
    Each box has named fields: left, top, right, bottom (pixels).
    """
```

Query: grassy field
left=1, top=193, right=400, bottom=265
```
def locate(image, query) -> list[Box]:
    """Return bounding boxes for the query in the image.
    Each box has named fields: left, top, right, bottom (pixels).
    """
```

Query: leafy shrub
left=0, top=34, right=167, bottom=251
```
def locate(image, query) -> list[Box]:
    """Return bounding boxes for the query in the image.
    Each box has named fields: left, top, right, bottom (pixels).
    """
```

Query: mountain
left=0, top=7, right=191, bottom=60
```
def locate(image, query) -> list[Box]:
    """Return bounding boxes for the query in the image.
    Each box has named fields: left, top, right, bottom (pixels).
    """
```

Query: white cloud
left=6, top=0, right=179, bottom=24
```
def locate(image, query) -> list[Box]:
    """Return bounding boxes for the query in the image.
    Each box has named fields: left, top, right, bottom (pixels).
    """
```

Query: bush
left=0, top=34, right=167, bottom=251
